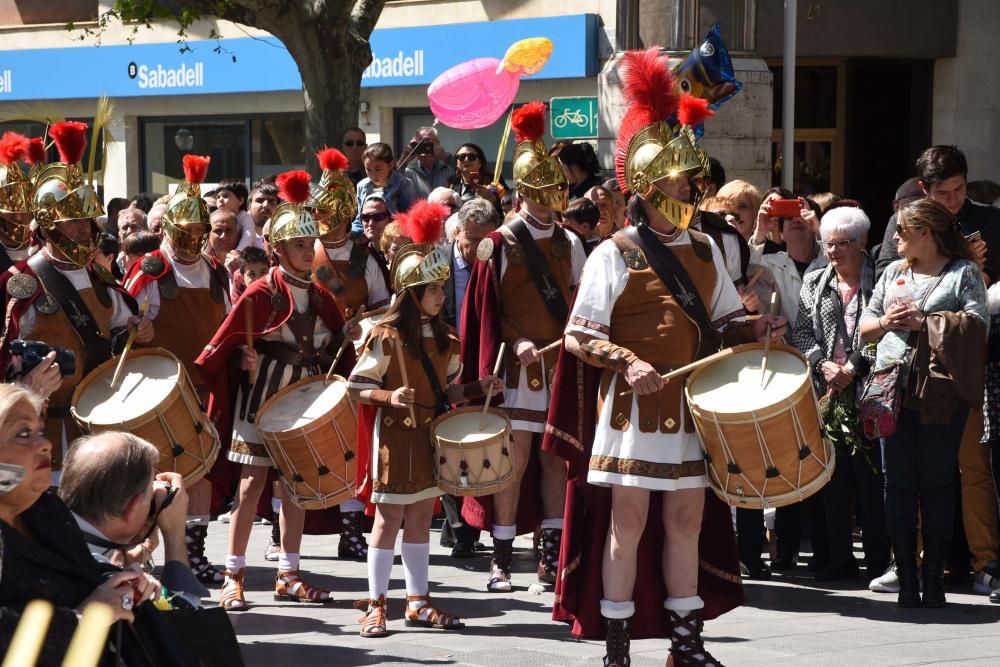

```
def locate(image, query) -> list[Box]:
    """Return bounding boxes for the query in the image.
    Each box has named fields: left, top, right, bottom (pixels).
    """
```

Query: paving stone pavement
left=194, top=520, right=1000, bottom=666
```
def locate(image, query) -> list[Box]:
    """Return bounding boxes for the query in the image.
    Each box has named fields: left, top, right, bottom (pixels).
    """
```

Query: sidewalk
left=204, top=521, right=1000, bottom=666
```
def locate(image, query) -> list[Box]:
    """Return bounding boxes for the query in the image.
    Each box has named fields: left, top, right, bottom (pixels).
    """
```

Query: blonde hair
left=897, top=198, right=973, bottom=266
left=809, top=192, right=841, bottom=213
left=699, top=196, right=737, bottom=213
left=0, top=384, right=44, bottom=433
left=717, top=180, right=762, bottom=215
left=379, top=221, right=412, bottom=255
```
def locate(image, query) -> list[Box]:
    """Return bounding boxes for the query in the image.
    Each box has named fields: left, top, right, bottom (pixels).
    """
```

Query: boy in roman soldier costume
left=543, top=49, right=786, bottom=666
left=123, top=154, right=232, bottom=586
left=348, top=200, right=501, bottom=637
left=195, top=170, right=356, bottom=610
left=0, top=132, right=45, bottom=273
left=0, top=121, right=151, bottom=466
left=461, top=101, right=587, bottom=591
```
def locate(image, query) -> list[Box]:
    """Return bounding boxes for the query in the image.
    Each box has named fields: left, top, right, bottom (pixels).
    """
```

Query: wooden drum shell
left=430, top=406, right=515, bottom=497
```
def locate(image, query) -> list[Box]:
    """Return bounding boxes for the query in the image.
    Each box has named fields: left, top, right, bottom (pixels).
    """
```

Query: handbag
left=858, top=264, right=950, bottom=439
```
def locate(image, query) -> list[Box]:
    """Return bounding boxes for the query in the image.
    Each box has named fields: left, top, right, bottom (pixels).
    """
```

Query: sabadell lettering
left=136, top=63, right=204, bottom=89
left=362, top=50, right=424, bottom=79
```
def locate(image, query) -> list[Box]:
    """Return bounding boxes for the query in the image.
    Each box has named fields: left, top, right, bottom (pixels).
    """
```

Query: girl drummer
left=347, top=200, right=501, bottom=638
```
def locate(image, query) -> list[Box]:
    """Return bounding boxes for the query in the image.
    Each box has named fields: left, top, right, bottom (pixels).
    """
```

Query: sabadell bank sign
left=129, top=61, right=205, bottom=89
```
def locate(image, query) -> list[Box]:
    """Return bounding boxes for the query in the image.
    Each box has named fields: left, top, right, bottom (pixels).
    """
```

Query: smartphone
left=769, top=198, right=801, bottom=218
left=967, top=230, right=982, bottom=242
left=469, top=172, right=480, bottom=185
left=0, top=463, right=25, bottom=496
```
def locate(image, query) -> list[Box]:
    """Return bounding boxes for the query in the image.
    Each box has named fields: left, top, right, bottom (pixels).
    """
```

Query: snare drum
left=685, top=342, right=834, bottom=509
left=71, top=348, right=220, bottom=485
left=429, top=406, right=515, bottom=497
left=255, top=375, right=357, bottom=510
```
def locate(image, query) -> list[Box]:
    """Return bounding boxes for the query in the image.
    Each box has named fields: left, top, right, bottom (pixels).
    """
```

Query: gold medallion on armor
left=271, top=292, right=290, bottom=312
left=159, top=280, right=179, bottom=300
left=141, top=254, right=165, bottom=275
left=476, top=237, right=494, bottom=262
left=6, top=273, right=37, bottom=300
left=35, top=294, right=58, bottom=315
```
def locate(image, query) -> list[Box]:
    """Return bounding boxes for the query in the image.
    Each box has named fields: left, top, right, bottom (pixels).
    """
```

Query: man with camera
left=0, top=122, right=152, bottom=469
left=404, top=127, right=455, bottom=199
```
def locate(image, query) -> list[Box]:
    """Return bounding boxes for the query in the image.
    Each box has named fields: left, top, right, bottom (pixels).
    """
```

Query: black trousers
left=439, top=495, right=480, bottom=547
left=822, top=444, right=889, bottom=573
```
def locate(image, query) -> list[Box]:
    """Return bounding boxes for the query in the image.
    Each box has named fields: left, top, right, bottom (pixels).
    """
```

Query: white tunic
left=566, top=231, right=747, bottom=491
left=324, top=240, right=391, bottom=308
left=500, top=217, right=587, bottom=433
left=138, top=250, right=233, bottom=320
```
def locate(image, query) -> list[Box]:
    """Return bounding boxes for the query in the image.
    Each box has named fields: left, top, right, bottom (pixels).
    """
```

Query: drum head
left=688, top=348, right=805, bottom=414
left=75, top=353, right=179, bottom=424
left=434, top=410, right=508, bottom=443
left=258, top=378, right=347, bottom=433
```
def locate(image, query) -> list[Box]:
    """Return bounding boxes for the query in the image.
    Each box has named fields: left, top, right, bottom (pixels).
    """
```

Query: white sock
left=540, top=518, right=564, bottom=530
left=367, top=547, right=394, bottom=600
left=493, top=524, right=516, bottom=541
left=187, top=514, right=210, bottom=526
left=401, top=541, right=430, bottom=608
left=271, top=497, right=281, bottom=514
left=664, top=595, right=704, bottom=613
left=600, top=599, right=635, bottom=619
left=340, top=499, right=365, bottom=513
left=278, top=552, right=300, bottom=572
left=225, top=554, right=246, bottom=574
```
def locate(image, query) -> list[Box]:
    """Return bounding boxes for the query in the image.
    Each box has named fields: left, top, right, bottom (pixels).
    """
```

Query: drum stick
left=745, top=267, right=765, bottom=291
left=538, top=338, right=562, bottom=355
left=759, top=291, right=779, bottom=387
left=2, top=600, right=53, bottom=667
left=618, top=346, right=737, bottom=397
left=110, top=296, right=148, bottom=390
left=244, top=300, right=256, bottom=386
left=326, top=306, right=368, bottom=383
left=480, top=341, right=507, bottom=429
left=61, top=602, right=114, bottom=667
left=391, top=336, right=416, bottom=427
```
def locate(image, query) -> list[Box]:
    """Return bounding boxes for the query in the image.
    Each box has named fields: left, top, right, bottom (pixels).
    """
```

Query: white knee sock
left=492, top=524, right=516, bottom=541
left=600, top=599, right=635, bottom=619
left=367, top=547, right=394, bottom=600
left=278, top=552, right=300, bottom=572
left=187, top=514, right=210, bottom=526
left=540, top=518, right=564, bottom=530
left=665, top=596, right=706, bottom=658
left=401, top=541, right=430, bottom=607
left=225, top=554, right=246, bottom=574
left=271, top=497, right=281, bottom=514
left=340, top=498, right=365, bottom=513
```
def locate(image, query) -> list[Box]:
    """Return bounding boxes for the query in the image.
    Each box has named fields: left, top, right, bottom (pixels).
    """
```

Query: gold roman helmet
left=33, top=121, right=103, bottom=267
left=616, top=48, right=716, bottom=230
left=309, top=147, right=357, bottom=233
left=0, top=132, right=38, bottom=250
left=162, top=154, right=212, bottom=255
left=270, top=170, right=319, bottom=244
left=388, top=200, right=450, bottom=293
left=511, top=101, right=568, bottom=213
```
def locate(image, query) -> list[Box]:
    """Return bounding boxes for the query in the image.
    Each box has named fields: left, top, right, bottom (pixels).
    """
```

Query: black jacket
left=876, top=198, right=1000, bottom=283
left=442, top=241, right=459, bottom=329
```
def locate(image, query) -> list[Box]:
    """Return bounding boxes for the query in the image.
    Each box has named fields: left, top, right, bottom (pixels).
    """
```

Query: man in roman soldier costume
left=0, top=132, right=46, bottom=274
left=461, top=101, right=587, bottom=591
left=195, top=170, right=355, bottom=610
left=0, top=121, right=151, bottom=467
left=542, top=49, right=786, bottom=666
left=123, top=154, right=232, bottom=586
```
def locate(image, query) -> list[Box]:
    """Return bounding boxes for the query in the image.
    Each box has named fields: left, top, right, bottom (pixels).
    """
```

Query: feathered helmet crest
left=162, top=154, right=212, bottom=255
left=308, top=146, right=357, bottom=233
left=389, top=200, right=451, bottom=293
left=270, top=170, right=320, bottom=245
left=511, top=101, right=568, bottom=213
left=0, top=132, right=35, bottom=249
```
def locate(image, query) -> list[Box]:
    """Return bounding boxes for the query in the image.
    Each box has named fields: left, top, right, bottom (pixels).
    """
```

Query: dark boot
left=186, top=524, right=224, bottom=585
left=890, top=533, right=921, bottom=608
left=487, top=537, right=514, bottom=592
left=921, top=537, right=948, bottom=608
left=603, top=616, right=632, bottom=667
left=666, top=608, right=725, bottom=666
left=338, top=511, right=369, bottom=561
left=536, top=528, right=561, bottom=584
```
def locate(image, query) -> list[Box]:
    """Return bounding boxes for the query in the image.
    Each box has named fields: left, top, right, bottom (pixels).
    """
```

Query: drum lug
left=344, top=451, right=355, bottom=462
left=482, top=459, right=491, bottom=469
left=798, top=445, right=812, bottom=460
left=765, top=466, right=780, bottom=478
left=317, top=465, right=330, bottom=476
left=726, top=462, right=740, bottom=474
left=171, top=443, right=184, bottom=457
left=194, top=421, right=203, bottom=434
left=292, top=473, right=305, bottom=483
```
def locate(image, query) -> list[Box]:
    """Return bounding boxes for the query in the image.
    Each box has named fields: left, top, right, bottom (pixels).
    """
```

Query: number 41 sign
left=549, top=96, right=599, bottom=140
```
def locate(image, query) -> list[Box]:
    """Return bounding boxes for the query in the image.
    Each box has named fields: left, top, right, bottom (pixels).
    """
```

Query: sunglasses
left=822, top=239, right=856, bottom=251
left=895, top=222, right=922, bottom=235
left=361, top=212, right=388, bottom=223
left=343, top=140, right=365, bottom=148
left=456, top=153, right=479, bottom=161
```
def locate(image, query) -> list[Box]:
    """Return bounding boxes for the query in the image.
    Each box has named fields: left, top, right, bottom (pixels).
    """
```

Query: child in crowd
left=121, top=231, right=163, bottom=274
left=352, top=143, right=417, bottom=236
left=215, top=178, right=258, bottom=251
left=230, top=245, right=271, bottom=303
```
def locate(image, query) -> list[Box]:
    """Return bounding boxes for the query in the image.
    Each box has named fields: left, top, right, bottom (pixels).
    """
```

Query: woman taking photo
left=791, top=206, right=888, bottom=583
left=448, top=143, right=499, bottom=208
left=860, top=198, right=988, bottom=608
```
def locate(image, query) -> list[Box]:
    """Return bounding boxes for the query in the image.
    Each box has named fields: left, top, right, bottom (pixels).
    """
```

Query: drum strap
left=506, top=218, right=570, bottom=326
left=28, top=254, right=111, bottom=375
left=0, top=247, right=13, bottom=275
left=416, top=345, right=450, bottom=417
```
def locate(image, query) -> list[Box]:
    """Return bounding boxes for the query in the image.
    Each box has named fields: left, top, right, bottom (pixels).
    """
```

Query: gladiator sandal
left=603, top=617, right=632, bottom=667
left=186, top=524, right=224, bottom=585
left=487, top=538, right=514, bottom=592
left=354, top=595, right=389, bottom=638
left=666, top=609, right=725, bottom=667
left=404, top=594, right=466, bottom=630
left=536, top=527, right=562, bottom=585
left=338, top=511, right=370, bottom=560
left=219, top=570, right=248, bottom=612
left=274, top=570, right=332, bottom=603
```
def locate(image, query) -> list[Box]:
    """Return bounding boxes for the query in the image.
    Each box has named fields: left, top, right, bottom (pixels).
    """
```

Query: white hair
left=819, top=206, right=870, bottom=243
left=428, top=187, right=459, bottom=208
left=444, top=213, right=461, bottom=242
left=457, top=197, right=498, bottom=231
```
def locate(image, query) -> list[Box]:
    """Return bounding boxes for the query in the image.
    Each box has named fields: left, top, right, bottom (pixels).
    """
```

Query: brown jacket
left=907, top=310, right=987, bottom=423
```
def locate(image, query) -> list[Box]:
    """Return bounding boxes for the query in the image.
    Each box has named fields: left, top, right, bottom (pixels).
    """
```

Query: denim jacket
left=351, top=171, right=418, bottom=235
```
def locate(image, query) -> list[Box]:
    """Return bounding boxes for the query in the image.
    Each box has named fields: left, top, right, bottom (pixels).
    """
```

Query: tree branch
left=350, top=0, right=386, bottom=37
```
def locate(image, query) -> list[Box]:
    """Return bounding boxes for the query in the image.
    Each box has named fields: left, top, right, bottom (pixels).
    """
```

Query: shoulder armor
left=141, top=254, right=166, bottom=276
left=476, top=237, right=495, bottom=263
left=688, top=229, right=714, bottom=263
left=6, top=272, right=37, bottom=300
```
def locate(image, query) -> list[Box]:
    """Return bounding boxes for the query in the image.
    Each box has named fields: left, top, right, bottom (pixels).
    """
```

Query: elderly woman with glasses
left=791, top=205, right=889, bottom=583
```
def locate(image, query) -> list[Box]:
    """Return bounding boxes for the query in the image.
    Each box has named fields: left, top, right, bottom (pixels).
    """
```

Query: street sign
left=549, top=96, right=599, bottom=139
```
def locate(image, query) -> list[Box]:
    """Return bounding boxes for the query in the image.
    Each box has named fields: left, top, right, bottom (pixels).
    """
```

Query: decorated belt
left=253, top=339, right=333, bottom=369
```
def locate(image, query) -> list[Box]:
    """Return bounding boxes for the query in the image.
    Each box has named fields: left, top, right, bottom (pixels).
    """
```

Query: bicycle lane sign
left=550, top=96, right=598, bottom=140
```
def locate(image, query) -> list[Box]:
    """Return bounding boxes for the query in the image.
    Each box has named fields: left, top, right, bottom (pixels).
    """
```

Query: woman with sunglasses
left=791, top=205, right=889, bottom=584
left=448, top=143, right=500, bottom=208
left=860, top=198, right=988, bottom=608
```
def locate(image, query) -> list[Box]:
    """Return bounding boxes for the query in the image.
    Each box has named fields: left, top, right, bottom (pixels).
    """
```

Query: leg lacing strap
left=667, top=610, right=724, bottom=667
left=603, top=617, right=632, bottom=667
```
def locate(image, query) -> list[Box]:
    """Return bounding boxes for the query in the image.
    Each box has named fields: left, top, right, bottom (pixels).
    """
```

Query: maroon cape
left=458, top=230, right=543, bottom=534
left=541, top=326, right=745, bottom=640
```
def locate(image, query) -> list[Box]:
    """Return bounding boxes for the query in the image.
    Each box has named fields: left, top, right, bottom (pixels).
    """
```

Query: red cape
left=541, top=318, right=744, bottom=640
left=458, top=231, right=542, bottom=534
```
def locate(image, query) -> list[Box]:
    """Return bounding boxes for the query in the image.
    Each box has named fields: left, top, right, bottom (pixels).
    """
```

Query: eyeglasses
left=343, top=140, right=365, bottom=148
left=361, top=212, right=388, bottom=223
left=822, top=239, right=856, bottom=251
left=456, top=153, right=479, bottom=162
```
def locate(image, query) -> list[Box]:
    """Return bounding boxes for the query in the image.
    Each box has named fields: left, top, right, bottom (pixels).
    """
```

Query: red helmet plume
left=0, top=132, right=28, bottom=166
left=25, top=138, right=46, bottom=165
left=316, top=147, right=349, bottom=172
left=512, top=101, right=547, bottom=143
left=620, top=48, right=678, bottom=122
left=276, top=170, right=312, bottom=204
left=677, top=94, right=714, bottom=128
left=182, top=154, right=211, bottom=185
left=48, top=121, right=88, bottom=165
left=396, top=200, right=449, bottom=245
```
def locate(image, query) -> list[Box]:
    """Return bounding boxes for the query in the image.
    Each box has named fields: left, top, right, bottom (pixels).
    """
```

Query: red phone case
left=770, top=199, right=801, bottom=218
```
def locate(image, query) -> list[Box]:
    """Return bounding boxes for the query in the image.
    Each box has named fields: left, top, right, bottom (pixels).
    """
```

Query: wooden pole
left=480, top=342, right=507, bottom=429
